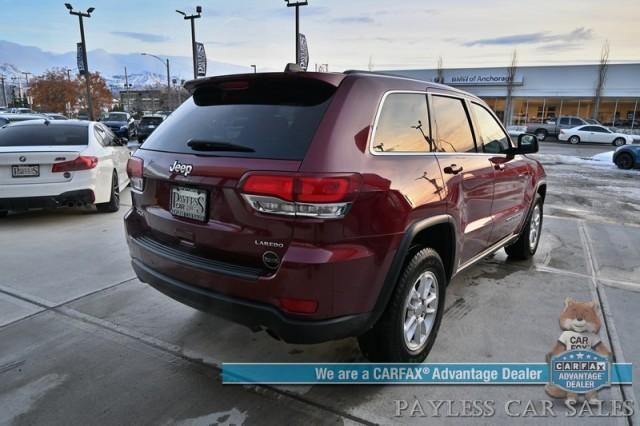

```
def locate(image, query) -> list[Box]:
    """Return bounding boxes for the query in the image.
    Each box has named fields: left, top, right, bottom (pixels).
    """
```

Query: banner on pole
left=76, top=43, right=86, bottom=75
left=196, top=42, right=207, bottom=77
left=298, top=34, right=309, bottom=71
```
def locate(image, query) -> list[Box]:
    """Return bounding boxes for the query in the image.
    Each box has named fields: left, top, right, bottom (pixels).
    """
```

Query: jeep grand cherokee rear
left=125, top=71, right=545, bottom=362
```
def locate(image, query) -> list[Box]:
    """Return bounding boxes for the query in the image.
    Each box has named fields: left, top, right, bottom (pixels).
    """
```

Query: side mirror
left=513, top=133, right=539, bottom=154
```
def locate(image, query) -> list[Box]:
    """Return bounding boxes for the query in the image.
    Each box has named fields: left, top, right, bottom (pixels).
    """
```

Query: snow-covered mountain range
left=0, top=40, right=250, bottom=91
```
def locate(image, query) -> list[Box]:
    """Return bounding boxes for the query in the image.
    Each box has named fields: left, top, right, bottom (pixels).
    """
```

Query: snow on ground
left=531, top=150, right=640, bottom=225
left=533, top=151, right=616, bottom=168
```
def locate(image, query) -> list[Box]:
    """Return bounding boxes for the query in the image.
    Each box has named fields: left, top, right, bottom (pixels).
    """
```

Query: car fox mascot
left=545, top=298, right=611, bottom=404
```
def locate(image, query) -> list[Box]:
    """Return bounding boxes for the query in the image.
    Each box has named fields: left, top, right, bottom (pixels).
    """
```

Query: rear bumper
left=131, top=258, right=371, bottom=344
left=0, top=189, right=94, bottom=211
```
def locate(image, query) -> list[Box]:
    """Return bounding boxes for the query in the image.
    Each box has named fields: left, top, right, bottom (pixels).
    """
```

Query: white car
left=0, top=119, right=130, bottom=215
left=558, top=125, right=632, bottom=146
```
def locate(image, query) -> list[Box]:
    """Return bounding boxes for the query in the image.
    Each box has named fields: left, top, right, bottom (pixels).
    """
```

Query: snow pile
left=533, top=153, right=615, bottom=168
left=590, top=151, right=614, bottom=163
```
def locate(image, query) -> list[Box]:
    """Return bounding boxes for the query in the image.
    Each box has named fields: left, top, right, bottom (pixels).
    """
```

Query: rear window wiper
left=187, top=139, right=255, bottom=152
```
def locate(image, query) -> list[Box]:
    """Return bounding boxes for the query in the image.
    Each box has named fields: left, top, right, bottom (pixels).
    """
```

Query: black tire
left=96, top=171, right=120, bottom=213
left=535, top=129, right=547, bottom=141
left=568, top=135, right=580, bottom=145
left=505, top=195, right=543, bottom=260
left=358, top=248, right=446, bottom=362
left=614, top=152, right=634, bottom=170
left=613, top=138, right=626, bottom=147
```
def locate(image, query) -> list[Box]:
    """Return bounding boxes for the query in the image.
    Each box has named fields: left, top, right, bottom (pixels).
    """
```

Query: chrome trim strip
left=454, top=233, right=519, bottom=275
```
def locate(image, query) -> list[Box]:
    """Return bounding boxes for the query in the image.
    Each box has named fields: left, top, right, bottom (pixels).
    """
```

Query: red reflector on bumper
left=279, top=298, right=318, bottom=314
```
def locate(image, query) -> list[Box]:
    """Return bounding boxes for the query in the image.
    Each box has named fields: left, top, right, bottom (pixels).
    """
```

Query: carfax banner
left=223, top=362, right=632, bottom=386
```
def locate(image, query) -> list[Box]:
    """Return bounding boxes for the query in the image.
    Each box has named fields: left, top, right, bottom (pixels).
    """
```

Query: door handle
left=443, top=164, right=463, bottom=175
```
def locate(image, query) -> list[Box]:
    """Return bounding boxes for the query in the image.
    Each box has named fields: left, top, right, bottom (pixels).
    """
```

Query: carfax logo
left=550, top=350, right=610, bottom=394
left=545, top=298, right=612, bottom=404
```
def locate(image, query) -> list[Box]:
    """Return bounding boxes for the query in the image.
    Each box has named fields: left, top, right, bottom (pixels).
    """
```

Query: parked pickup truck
left=527, top=116, right=602, bottom=141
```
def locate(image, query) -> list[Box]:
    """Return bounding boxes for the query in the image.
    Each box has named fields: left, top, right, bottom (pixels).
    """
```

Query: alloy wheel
left=529, top=204, right=542, bottom=251
left=402, top=271, right=439, bottom=352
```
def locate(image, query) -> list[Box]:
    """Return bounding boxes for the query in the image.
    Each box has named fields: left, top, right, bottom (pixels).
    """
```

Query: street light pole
left=176, top=6, right=202, bottom=79
left=284, top=1, right=308, bottom=65
left=65, top=3, right=95, bottom=121
left=251, top=65, right=257, bottom=73
left=141, top=53, right=172, bottom=110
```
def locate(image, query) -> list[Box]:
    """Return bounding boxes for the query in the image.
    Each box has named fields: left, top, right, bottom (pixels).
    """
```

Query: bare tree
left=504, top=49, right=518, bottom=125
left=593, top=40, right=610, bottom=120
left=434, top=56, right=444, bottom=84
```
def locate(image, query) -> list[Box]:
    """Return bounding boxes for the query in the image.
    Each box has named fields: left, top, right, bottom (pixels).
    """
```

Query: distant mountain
left=0, top=40, right=250, bottom=88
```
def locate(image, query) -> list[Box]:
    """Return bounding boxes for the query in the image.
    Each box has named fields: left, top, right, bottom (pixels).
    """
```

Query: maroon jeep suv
left=125, top=70, right=546, bottom=362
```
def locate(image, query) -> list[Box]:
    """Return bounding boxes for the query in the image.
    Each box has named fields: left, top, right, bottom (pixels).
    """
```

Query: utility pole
left=65, top=3, right=95, bottom=120
left=124, top=66, right=131, bottom=112
left=176, top=6, right=202, bottom=79
left=0, top=74, right=6, bottom=107
left=141, top=53, right=172, bottom=110
left=21, top=72, right=32, bottom=107
left=284, top=1, right=308, bottom=65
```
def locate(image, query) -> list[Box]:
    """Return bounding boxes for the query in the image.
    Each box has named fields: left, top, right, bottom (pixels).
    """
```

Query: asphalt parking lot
left=1, top=141, right=639, bottom=425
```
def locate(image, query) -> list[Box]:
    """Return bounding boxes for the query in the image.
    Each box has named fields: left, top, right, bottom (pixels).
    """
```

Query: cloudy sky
left=2, top=0, right=638, bottom=71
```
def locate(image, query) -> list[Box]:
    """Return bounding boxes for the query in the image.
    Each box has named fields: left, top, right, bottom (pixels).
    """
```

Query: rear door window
left=0, top=124, right=88, bottom=146
left=431, top=95, right=476, bottom=153
left=141, top=78, right=336, bottom=160
left=470, top=103, right=512, bottom=154
left=372, top=93, right=433, bottom=153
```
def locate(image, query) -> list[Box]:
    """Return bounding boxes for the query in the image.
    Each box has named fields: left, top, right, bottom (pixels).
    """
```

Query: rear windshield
left=140, top=117, right=163, bottom=126
left=141, top=78, right=336, bottom=160
left=0, top=124, right=88, bottom=147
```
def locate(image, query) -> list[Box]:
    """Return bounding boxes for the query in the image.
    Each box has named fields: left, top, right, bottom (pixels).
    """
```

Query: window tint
left=559, top=117, right=570, bottom=125
left=580, top=126, right=595, bottom=131
left=142, top=78, right=336, bottom=160
left=470, top=103, right=511, bottom=154
left=140, top=117, right=163, bottom=126
left=592, top=126, right=609, bottom=133
left=372, top=93, right=432, bottom=153
left=0, top=125, right=88, bottom=147
left=431, top=96, right=476, bottom=153
left=570, top=118, right=583, bottom=126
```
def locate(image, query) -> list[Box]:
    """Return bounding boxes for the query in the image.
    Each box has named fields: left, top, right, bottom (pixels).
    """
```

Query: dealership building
left=385, top=63, right=640, bottom=129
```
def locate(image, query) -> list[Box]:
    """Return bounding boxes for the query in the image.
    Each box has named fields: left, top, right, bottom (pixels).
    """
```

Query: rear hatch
left=132, top=73, right=343, bottom=274
left=0, top=123, right=88, bottom=185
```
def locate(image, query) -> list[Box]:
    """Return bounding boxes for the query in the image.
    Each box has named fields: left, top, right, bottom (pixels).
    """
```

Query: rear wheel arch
left=367, top=215, right=457, bottom=330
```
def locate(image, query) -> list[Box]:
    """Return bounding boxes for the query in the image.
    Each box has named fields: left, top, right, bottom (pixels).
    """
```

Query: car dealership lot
left=1, top=143, right=639, bottom=425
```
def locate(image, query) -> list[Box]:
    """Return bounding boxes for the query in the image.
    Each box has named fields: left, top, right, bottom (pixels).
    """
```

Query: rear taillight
left=240, top=174, right=360, bottom=219
left=127, top=157, right=144, bottom=191
left=559, top=129, right=564, bottom=134
left=52, top=156, right=98, bottom=173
